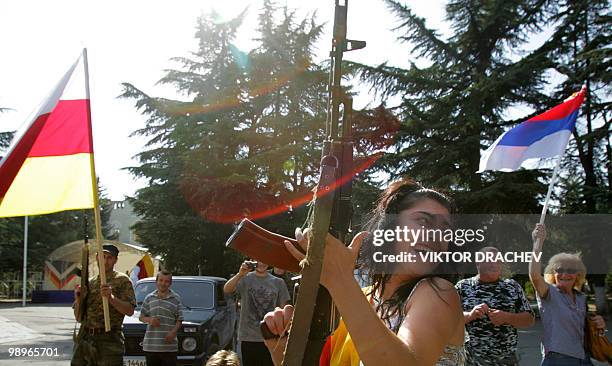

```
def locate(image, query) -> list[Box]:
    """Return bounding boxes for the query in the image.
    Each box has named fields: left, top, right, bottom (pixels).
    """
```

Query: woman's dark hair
left=356, top=178, right=458, bottom=332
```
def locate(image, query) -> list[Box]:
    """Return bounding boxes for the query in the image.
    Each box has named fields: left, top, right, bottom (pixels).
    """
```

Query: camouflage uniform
left=455, top=276, right=534, bottom=366
left=72, top=270, right=136, bottom=366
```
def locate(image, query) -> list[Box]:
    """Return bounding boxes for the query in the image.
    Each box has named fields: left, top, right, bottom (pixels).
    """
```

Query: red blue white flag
left=479, top=86, right=586, bottom=172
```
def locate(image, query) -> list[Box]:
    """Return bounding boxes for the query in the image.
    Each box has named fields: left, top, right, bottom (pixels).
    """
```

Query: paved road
left=515, top=319, right=608, bottom=366
left=0, top=303, right=74, bottom=365
left=0, top=302, right=609, bottom=365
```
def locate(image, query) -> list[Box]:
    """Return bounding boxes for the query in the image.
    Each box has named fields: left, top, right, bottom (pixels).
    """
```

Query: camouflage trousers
left=71, top=329, right=125, bottom=366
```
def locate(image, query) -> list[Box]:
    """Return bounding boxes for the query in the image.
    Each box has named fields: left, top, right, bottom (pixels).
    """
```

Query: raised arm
left=224, top=262, right=250, bottom=294
left=529, top=223, right=549, bottom=299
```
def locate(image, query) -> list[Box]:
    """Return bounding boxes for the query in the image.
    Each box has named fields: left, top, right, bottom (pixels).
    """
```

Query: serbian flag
left=479, top=86, right=586, bottom=172
left=0, top=50, right=95, bottom=217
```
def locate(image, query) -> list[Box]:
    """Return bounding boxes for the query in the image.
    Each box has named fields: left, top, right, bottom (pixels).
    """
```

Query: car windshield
left=135, top=280, right=214, bottom=309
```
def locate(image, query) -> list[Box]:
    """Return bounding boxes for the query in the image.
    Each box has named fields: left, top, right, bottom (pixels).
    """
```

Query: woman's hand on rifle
left=263, top=305, right=294, bottom=366
left=263, top=229, right=367, bottom=365
left=283, top=228, right=369, bottom=291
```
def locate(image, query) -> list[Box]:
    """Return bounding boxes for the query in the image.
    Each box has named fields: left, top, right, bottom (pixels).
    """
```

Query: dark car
left=122, top=276, right=237, bottom=366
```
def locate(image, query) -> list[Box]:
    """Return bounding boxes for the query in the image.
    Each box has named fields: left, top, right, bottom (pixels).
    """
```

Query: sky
left=0, top=0, right=446, bottom=200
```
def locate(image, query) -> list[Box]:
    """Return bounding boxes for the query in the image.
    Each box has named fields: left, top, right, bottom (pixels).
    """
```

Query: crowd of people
left=70, top=179, right=609, bottom=366
left=261, top=179, right=608, bottom=366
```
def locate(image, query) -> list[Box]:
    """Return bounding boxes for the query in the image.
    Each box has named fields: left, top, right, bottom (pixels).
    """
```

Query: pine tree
left=548, top=0, right=612, bottom=214
left=122, top=4, right=333, bottom=275
left=544, top=0, right=611, bottom=290
left=121, top=9, right=248, bottom=275
left=0, top=132, right=12, bottom=154
left=354, top=0, right=561, bottom=213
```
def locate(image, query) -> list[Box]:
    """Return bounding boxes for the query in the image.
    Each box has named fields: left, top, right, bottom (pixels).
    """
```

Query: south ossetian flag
left=0, top=51, right=95, bottom=217
left=478, top=86, right=586, bottom=172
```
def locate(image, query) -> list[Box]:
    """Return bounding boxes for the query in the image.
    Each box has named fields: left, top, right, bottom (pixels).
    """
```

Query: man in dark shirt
left=455, top=246, right=535, bottom=366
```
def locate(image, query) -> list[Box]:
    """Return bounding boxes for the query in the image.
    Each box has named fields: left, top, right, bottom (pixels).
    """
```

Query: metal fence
left=0, top=272, right=43, bottom=300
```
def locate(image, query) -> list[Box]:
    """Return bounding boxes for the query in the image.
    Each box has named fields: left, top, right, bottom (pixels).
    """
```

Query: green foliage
left=524, top=279, right=535, bottom=300
left=0, top=217, right=23, bottom=272
left=0, top=108, right=15, bottom=153
left=123, top=2, right=396, bottom=276
left=122, top=3, right=330, bottom=276
left=0, top=131, right=13, bottom=152
left=0, top=107, right=14, bottom=153
left=353, top=0, right=563, bottom=213
left=548, top=0, right=612, bottom=214
left=122, top=1, right=612, bottom=278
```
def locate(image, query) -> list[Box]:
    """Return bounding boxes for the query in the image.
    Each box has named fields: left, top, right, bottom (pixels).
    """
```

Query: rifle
left=75, top=216, right=89, bottom=323
left=226, top=2, right=364, bottom=364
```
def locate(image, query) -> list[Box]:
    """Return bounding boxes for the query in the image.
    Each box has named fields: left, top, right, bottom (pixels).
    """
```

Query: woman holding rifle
left=264, top=178, right=466, bottom=365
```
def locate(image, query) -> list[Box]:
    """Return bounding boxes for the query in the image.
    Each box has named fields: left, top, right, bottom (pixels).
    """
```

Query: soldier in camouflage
left=455, top=246, right=535, bottom=366
left=72, top=244, right=136, bottom=366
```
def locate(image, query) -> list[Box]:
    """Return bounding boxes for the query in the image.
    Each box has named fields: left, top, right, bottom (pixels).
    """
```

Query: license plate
left=123, top=357, right=146, bottom=366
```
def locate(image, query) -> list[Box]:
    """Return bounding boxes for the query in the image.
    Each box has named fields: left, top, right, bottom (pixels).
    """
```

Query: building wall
left=109, top=200, right=141, bottom=244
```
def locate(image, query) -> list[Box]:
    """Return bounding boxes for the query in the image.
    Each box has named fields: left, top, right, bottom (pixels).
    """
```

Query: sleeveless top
left=319, top=280, right=466, bottom=366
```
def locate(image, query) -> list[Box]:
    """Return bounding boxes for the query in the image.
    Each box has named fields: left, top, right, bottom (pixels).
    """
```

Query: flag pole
left=22, top=216, right=28, bottom=307
left=82, top=47, right=111, bottom=332
left=539, top=152, right=565, bottom=225
left=533, top=155, right=564, bottom=257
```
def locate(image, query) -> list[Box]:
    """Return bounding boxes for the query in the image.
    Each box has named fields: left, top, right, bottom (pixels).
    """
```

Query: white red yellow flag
left=0, top=51, right=95, bottom=217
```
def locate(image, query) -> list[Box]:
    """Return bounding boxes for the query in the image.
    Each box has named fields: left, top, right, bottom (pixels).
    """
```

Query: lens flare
left=181, top=152, right=382, bottom=224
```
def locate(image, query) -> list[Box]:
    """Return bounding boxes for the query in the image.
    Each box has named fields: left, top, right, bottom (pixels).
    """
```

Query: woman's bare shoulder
left=430, top=276, right=456, bottom=290
left=412, top=277, right=460, bottom=306
left=402, top=277, right=464, bottom=343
